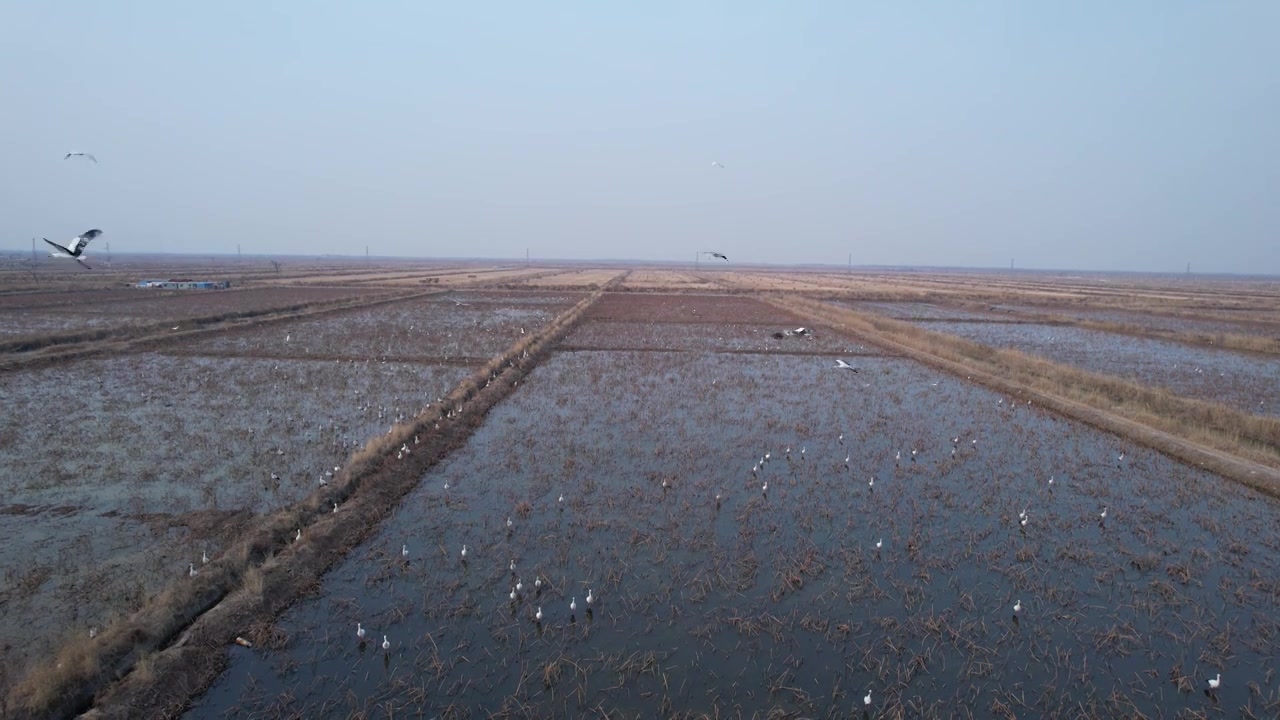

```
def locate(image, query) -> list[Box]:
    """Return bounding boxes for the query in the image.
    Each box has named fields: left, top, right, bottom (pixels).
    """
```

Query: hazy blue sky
left=3, top=2, right=1278, bottom=272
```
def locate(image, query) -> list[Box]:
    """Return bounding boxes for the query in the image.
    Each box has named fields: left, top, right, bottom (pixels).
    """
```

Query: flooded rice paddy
left=837, top=301, right=1005, bottom=322
left=180, top=293, right=573, bottom=363
left=563, top=321, right=871, bottom=355
left=990, top=305, right=1280, bottom=338
left=0, top=286, right=379, bottom=340
left=0, top=350, right=472, bottom=689
left=189, top=326, right=1280, bottom=717
left=908, top=321, right=1280, bottom=418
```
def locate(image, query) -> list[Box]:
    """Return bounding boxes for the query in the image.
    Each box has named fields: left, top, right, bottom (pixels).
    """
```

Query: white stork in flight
left=44, top=229, right=103, bottom=269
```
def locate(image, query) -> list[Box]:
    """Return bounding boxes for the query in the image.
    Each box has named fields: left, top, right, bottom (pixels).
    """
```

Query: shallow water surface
left=188, top=344, right=1280, bottom=718
left=916, top=321, right=1280, bottom=417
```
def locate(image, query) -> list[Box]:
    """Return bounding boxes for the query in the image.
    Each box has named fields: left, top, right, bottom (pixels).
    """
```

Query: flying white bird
left=711, top=161, right=725, bottom=168
left=43, top=229, right=102, bottom=269
left=834, top=359, right=859, bottom=372
left=64, top=152, right=97, bottom=163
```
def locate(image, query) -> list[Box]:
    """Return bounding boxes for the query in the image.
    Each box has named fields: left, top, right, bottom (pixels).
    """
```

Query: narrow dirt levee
left=8, top=282, right=618, bottom=720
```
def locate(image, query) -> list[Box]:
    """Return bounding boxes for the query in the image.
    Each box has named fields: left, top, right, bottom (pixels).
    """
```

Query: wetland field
left=2, top=264, right=1279, bottom=719
left=185, top=293, right=1280, bottom=719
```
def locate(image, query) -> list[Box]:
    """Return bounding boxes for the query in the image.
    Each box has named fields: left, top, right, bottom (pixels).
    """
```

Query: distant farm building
left=136, top=278, right=231, bottom=290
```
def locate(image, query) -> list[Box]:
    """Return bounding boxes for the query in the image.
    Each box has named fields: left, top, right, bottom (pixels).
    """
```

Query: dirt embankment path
left=768, top=294, right=1280, bottom=503
left=8, top=281, right=619, bottom=720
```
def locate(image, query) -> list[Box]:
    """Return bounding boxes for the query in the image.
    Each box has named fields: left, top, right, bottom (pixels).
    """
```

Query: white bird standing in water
left=188, top=563, right=198, bottom=577
left=1014, top=600, right=1022, bottom=613
left=202, top=550, right=209, bottom=564
left=382, top=635, right=390, bottom=651
left=1100, top=507, right=1108, bottom=520
left=875, top=538, right=882, bottom=549
left=295, top=528, right=302, bottom=542
left=864, top=690, right=871, bottom=706
left=1208, top=673, right=1221, bottom=689
left=535, top=606, right=543, bottom=621
left=461, top=544, right=468, bottom=559
left=402, top=544, right=409, bottom=558
left=570, top=597, right=577, bottom=612
left=586, top=588, right=594, bottom=606
left=357, top=622, right=366, bottom=640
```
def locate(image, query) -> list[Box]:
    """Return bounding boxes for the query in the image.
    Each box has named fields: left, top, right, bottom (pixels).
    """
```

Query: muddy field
left=0, top=286, right=384, bottom=339
left=837, top=301, right=1007, bottom=322
left=188, top=298, right=1280, bottom=718
left=563, top=321, right=873, bottom=355
left=586, top=292, right=797, bottom=324
left=993, top=304, right=1280, bottom=338
left=618, top=270, right=723, bottom=291
left=0, top=289, right=576, bottom=697
left=914, top=321, right=1280, bottom=417
left=0, top=352, right=471, bottom=690
left=174, top=292, right=578, bottom=364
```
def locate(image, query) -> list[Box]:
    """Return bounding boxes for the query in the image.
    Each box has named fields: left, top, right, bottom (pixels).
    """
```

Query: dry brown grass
left=769, top=295, right=1280, bottom=500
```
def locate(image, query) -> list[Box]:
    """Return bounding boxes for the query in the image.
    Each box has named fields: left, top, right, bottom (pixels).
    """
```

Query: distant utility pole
left=1186, top=261, right=1191, bottom=275
left=526, top=248, right=530, bottom=267
left=365, top=245, right=370, bottom=263
left=848, top=253, right=852, bottom=274
left=695, top=251, right=700, bottom=269
left=1010, top=258, right=1015, bottom=271
left=237, top=243, right=241, bottom=263
left=105, top=242, right=112, bottom=268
